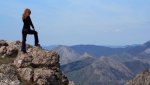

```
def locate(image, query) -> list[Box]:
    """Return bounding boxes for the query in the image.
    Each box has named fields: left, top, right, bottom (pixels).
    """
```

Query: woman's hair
left=22, top=8, right=31, bottom=20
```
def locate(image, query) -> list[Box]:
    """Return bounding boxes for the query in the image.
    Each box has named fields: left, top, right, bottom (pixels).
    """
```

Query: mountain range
left=44, top=41, right=150, bottom=85
left=44, top=41, right=150, bottom=65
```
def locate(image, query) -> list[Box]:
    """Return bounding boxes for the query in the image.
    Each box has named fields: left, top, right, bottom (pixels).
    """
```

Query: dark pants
left=21, top=29, right=39, bottom=51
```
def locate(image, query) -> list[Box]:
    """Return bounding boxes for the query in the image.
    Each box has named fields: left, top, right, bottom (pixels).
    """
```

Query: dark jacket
left=22, top=16, right=34, bottom=31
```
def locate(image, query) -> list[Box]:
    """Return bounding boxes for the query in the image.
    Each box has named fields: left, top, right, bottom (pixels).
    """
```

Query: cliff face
left=0, top=40, right=73, bottom=85
left=125, top=69, right=150, bottom=85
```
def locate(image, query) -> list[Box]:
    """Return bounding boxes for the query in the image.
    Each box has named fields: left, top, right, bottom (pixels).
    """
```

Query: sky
left=0, top=0, right=150, bottom=46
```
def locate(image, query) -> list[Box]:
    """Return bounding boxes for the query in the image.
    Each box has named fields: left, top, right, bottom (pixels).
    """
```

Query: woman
left=21, top=8, right=39, bottom=53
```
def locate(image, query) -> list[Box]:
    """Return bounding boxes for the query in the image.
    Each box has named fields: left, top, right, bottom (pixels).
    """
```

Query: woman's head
left=22, top=8, right=31, bottom=20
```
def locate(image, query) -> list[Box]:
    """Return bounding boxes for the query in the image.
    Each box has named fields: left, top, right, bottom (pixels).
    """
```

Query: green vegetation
left=0, top=56, right=15, bottom=65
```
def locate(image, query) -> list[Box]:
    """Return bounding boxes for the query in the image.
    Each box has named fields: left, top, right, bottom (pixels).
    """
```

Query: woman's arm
left=29, top=16, right=35, bottom=30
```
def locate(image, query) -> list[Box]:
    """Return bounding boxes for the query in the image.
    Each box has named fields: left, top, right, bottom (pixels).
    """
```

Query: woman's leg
left=27, top=30, right=39, bottom=46
left=21, top=32, right=27, bottom=52
left=34, top=31, right=39, bottom=45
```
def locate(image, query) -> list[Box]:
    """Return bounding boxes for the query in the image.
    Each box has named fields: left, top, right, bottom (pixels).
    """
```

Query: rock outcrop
left=0, top=40, right=71, bottom=85
left=0, top=64, right=20, bottom=85
left=125, top=69, right=150, bottom=85
left=0, top=40, right=31, bottom=58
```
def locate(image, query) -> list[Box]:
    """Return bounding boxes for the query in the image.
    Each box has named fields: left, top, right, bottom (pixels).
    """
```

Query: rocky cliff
left=125, top=69, right=150, bottom=85
left=0, top=40, right=74, bottom=85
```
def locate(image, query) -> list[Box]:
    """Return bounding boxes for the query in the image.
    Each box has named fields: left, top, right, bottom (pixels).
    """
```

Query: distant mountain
left=62, top=57, right=133, bottom=85
left=43, top=41, right=150, bottom=85
left=61, top=57, right=95, bottom=73
left=61, top=58, right=150, bottom=85
left=52, top=45, right=81, bottom=65
left=144, top=40, right=150, bottom=47
left=124, top=60, right=150, bottom=75
left=70, top=45, right=124, bottom=57
left=46, top=41, right=150, bottom=65
left=42, top=45, right=58, bottom=50
left=70, top=42, right=150, bottom=57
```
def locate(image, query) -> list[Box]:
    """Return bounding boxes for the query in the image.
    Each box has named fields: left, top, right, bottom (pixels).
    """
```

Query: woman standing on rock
left=21, top=8, right=39, bottom=53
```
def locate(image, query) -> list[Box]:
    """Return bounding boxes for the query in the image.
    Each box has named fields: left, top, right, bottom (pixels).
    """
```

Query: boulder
left=0, top=64, right=20, bottom=85
left=0, top=40, right=32, bottom=58
left=0, top=40, right=71, bottom=85
left=13, top=53, right=32, bottom=68
left=125, top=69, right=150, bottom=85
left=0, top=46, right=7, bottom=55
left=13, top=47, right=69, bottom=85
left=18, top=68, right=33, bottom=82
left=69, top=81, right=75, bottom=85
left=33, top=68, right=57, bottom=85
left=0, top=40, right=8, bottom=47
left=5, top=41, right=21, bottom=56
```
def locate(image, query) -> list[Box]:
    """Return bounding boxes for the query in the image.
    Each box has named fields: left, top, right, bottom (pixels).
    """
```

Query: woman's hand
left=32, top=28, right=35, bottom=31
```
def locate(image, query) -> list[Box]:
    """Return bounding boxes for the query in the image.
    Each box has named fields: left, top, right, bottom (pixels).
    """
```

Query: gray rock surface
left=18, top=68, right=33, bottom=82
left=13, top=53, right=32, bottom=68
left=13, top=47, right=69, bottom=85
left=0, top=64, right=20, bottom=85
left=0, top=40, right=31, bottom=58
left=0, top=40, right=72, bottom=85
left=125, top=69, right=150, bottom=85
left=0, top=40, right=8, bottom=47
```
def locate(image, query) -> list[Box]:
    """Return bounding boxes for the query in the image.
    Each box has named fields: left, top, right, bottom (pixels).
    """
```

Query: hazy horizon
left=0, top=0, right=150, bottom=46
